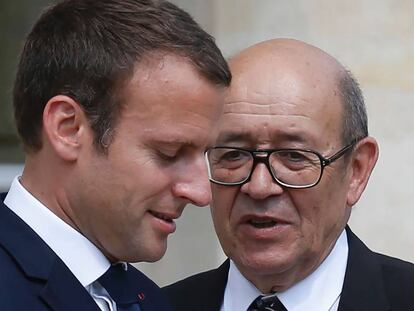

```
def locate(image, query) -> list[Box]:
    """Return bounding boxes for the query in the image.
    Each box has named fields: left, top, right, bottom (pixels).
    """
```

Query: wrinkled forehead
left=219, top=46, right=344, bottom=148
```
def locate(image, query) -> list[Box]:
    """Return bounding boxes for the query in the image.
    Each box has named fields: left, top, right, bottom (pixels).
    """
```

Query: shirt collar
left=222, top=261, right=261, bottom=311
left=223, top=230, right=348, bottom=311
left=4, top=176, right=110, bottom=287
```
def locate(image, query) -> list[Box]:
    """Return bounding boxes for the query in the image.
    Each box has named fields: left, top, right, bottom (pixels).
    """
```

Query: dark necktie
left=247, top=293, right=287, bottom=311
left=98, top=263, right=142, bottom=311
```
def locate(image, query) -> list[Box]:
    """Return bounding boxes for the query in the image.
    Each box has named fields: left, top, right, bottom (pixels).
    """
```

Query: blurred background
left=1, top=0, right=413, bottom=286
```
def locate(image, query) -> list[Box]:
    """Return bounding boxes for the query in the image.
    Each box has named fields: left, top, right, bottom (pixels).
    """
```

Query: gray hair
left=339, top=69, right=369, bottom=145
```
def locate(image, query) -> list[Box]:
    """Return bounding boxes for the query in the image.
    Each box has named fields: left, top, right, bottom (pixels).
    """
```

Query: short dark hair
left=13, top=0, right=231, bottom=153
left=339, top=69, right=368, bottom=145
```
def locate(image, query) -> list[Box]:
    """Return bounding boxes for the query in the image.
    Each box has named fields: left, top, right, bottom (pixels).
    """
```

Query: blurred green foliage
left=0, top=0, right=52, bottom=162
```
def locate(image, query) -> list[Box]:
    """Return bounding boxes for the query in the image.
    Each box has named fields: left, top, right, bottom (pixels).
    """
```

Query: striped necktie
left=247, top=293, right=287, bottom=311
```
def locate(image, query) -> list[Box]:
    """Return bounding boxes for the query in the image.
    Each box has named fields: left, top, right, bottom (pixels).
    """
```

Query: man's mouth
left=148, top=210, right=178, bottom=234
left=149, top=211, right=174, bottom=223
left=239, top=215, right=290, bottom=238
left=249, top=219, right=277, bottom=229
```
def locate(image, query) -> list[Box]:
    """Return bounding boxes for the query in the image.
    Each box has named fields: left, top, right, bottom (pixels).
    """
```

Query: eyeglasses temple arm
left=323, top=141, right=357, bottom=166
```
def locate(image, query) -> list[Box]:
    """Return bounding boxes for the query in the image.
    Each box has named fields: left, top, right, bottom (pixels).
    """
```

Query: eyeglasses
left=204, top=141, right=358, bottom=189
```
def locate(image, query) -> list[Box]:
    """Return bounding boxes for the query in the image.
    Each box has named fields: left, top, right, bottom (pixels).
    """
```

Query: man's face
left=71, top=54, right=224, bottom=262
left=211, top=55, right=354, bottom=291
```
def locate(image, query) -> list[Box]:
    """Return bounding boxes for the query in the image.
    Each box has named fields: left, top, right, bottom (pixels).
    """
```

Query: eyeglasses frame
left=205, top=139, right=360, bottom=189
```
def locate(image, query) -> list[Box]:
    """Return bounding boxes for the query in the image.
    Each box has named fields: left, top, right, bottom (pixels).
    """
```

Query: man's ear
left=42, top=95, right=88, bottom=161
left=346, top=136, right=379, bottom=206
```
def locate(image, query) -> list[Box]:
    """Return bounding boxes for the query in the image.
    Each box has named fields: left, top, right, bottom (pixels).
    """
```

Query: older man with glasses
left=163, top=39, right=414, bottom=311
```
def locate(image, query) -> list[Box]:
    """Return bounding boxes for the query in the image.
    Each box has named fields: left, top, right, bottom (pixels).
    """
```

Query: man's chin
left=238, top=251, right=297, bottom=276
left=130, top=243, right=168, bottom=263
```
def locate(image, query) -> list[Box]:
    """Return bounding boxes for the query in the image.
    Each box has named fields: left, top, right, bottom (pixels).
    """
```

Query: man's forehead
left=228, top=39, right=343, bottom=104
left=218, top=39, right=345, bottom=148
left=216, top=127, right=311, bottom=145
left=222, top=100, right=308, bottom=115
left=217, top=99, right=340, bottom=148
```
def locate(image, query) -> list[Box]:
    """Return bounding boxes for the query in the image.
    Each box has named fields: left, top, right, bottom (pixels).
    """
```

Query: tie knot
left=98, top=263, right=139, bottom=305
left=247, top=293, right=287, bottom=311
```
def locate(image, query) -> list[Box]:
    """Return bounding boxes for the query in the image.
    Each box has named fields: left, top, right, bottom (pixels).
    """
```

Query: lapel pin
left=138, top=292, right=146, bottom=300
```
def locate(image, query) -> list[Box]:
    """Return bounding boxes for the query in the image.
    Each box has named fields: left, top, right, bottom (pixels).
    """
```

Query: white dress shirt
left=4, top=177, right=117, bottom=311
left=220, top=230, right=348, bottom=311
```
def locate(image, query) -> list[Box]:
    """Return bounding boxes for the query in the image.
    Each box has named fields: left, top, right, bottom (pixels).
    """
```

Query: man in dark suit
left=0, top=1, right=231, bottom=310
left=163, top=39, right=414, bottom=310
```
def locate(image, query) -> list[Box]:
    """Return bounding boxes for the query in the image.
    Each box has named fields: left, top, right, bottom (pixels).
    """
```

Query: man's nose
left=172, top=158, right=212, bottom=207
left=240, top=162, right=284, bottom=200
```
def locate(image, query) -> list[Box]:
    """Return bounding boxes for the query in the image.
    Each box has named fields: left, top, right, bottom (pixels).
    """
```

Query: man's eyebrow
left=271, top=132, right=309, bottom=144
left=216, top=131, right=309, bottom=146
left=216, top=131, right=253, bottom=145
left=152, top=138, right=215, bottom=150
left=152, top=140, right=195, bottom=147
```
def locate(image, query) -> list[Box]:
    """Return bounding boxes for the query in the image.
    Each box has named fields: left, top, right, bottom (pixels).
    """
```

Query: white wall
left=0, top=164, right=23, bottom=192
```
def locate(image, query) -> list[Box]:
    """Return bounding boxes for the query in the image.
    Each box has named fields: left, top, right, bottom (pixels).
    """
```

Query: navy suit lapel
left=125, top=264, right=173, bottom=311
left=0, top=199, right=99, bottom=311
left=163, top=260, right=229, bottom=311
left=338, top=227, right=390, bottom=311
left=40, top=259, right=100, bottom=311
left=198, top=260, right=229, bottom=311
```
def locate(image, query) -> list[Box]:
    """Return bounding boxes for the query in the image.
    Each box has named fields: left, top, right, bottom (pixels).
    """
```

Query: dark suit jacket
left=0, top=195, right=172, bottom=311
left=163, top=227, right=414, bottom=311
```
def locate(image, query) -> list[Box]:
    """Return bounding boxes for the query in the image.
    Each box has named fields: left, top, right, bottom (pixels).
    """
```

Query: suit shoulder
left=162, top=262, right=229, bottom=311
left=162, top=269, right=222, bottom=311
left=375, top=252, right=414, bottom=285
left=374, top=252, right=414, bottom=308
left=0, top=245, right=44, bottom=309
left=163, top=268, right=218, bottom=296
left=0, top=244, right=24, bottom=283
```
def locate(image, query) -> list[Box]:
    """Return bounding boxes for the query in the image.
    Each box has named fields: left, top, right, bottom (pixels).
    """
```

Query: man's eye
left=278, top=151, right=307, bottom=162
left=157, top=149, right=179, bottom=161
left=220, top=150, right=245, bottom=161
left=213, top=150, right=251, bottom=170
